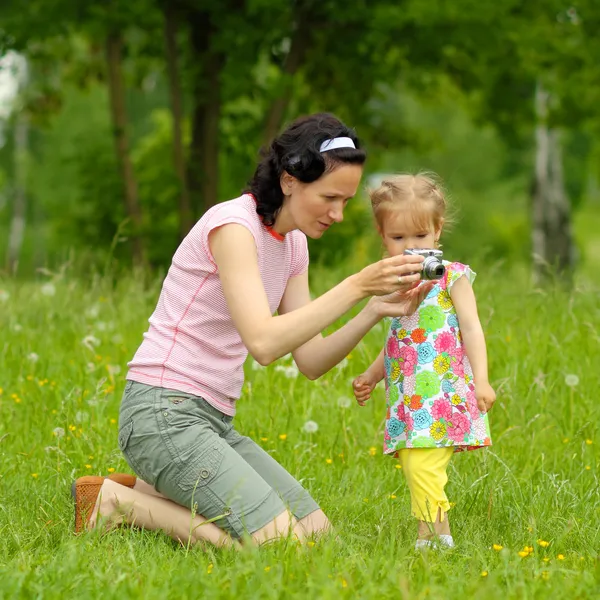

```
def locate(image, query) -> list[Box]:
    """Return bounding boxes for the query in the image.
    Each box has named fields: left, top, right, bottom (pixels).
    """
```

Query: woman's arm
left=279, top=273, right=432, bottom=379
left=209, top=224, right=425, bottom=367
left=450, top=276, right=496, bottom=412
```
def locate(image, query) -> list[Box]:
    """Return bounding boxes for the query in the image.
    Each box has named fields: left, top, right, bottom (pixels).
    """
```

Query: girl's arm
left=353, top=349, right=385, bottom=406
left=450, top=276, right=496, bottom=412
left=209, top=224, right=427, bottom=369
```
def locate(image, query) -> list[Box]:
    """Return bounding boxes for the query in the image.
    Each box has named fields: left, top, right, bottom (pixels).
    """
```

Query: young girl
left=352, top=173, right=495, bottom=550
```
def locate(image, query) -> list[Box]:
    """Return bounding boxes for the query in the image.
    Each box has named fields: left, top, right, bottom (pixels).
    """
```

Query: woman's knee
left=251, top=510, right=297, bottom=544
left=295, top=509, right=331, bottom=538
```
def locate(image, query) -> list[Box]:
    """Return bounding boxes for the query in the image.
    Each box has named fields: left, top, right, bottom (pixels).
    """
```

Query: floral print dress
left=383, top=262, right=492, bottom=454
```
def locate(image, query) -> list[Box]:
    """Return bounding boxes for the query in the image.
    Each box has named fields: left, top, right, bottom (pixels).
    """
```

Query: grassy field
left=0, top=265, right=598, bottom=599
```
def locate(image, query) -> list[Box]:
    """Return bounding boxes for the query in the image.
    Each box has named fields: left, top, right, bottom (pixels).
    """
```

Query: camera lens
left=432, top=264, right=445, bottom=278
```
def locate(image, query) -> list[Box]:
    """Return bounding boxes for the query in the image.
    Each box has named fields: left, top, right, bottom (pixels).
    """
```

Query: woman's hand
left=368, top=280, right=436, bottom=319
left=475, top=381, right=496, bottom=413
left=355, top=254, right=425, bottom=297
left=352, top=372, right=380, bottom=406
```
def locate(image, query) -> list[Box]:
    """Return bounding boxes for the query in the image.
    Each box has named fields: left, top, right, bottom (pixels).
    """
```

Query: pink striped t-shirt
left=126, top=193, right=309, bottom=415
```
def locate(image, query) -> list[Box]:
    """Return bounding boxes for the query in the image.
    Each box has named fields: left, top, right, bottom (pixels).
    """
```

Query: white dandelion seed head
left=96, top=321, right=107, bottom=332
left=0, top=290, right=9, bottom=303
left=303, top=420, right=319, bottom=433
left=107, top=364, right=121, bottom=376
left=13, top=323, right=22, bottom=332
left=111, top=333, right=123, bottom=345
left=82, top=335, right=100, bottom=350
left=86, top=305, right=100, bottom=319
left=52, top=427, right=65, bottom=438
left=337, top=396, right=352, bottom=409
left=75, top=411, right=89, bottom=423
left=27, top=352, right=39, bottom=363
left=275, top=365, right=299, bottom=379
left=41, top=283, right=56, bottom=297
left=565, top=374, right=579, bottom=387
left=86, top=362, right=96, bottom=372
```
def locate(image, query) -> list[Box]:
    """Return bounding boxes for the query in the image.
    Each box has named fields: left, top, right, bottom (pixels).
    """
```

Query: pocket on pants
left=177, top=442, right=225, bottom=492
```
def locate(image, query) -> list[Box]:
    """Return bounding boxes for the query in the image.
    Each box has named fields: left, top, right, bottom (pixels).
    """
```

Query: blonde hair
left=369, top=172, right=450, bottom=232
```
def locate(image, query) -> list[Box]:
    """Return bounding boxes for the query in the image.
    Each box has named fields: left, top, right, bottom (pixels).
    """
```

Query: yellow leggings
left=398, top=447, right=454, bottom=522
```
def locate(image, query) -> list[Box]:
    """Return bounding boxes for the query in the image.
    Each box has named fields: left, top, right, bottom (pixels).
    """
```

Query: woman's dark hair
left=246, top=113, right=366, bottom=227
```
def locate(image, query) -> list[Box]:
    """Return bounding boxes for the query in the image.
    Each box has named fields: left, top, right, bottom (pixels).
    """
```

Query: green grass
left=0, top=266, right=599, bottom=599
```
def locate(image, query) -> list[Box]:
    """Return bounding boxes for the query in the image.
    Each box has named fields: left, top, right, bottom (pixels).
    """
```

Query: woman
left=73, top=113, right=432, bottom=547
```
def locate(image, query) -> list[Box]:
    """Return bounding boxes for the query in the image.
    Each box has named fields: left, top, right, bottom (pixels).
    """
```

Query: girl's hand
left=369, top=281, right=436, bottom=319
left=352, top=372, right=379, bottom=406
left=356, top=254, right=425, bottom=297
left=476, top=381, right=496, bottom=413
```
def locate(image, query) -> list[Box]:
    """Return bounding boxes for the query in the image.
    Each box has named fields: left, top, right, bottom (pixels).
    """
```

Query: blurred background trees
left=0, top=0, right=598, bottom=278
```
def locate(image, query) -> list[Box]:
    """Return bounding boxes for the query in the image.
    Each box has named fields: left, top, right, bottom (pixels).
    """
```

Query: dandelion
left=557, top=554, right=565, bottom=560
left=492, top=544, right=503, bottom=551
left=260, top=437, right=268, bottom=442
left=41, top=283, right=56, bottom=297
left=363, top=498, right=369, bottom=503
left=0, top=388, right=3, bottom=396
left=86, top=305, right=100, bottom=319
left=111, top=333, right=124, bottom=345
left=543, top=557, right=550, bottom=563
left=307, top=541, right=315, bottom=548
left=538, top=540, right=550, bottom=548
left=82, top=335, right=101, bottom=351
left=68, top=425, right=76, bottom=432
left=337, top=396, right=352, bottom=409
left=13, top=323, right=22, bottom=332
left=564, top=374, right=579, bottom=387
left=107, top=364, right=122, bottom=376
left=325, top=458, right=333, bottom=465
left=88, top=455, right=94, bottom=460
left=389, top=494, right=397, bottom=499
left=395, top=464, right=402, bottom=469
left=85, top=464, right=92, bottom=469
left=52, top=427, right=65, bottom=438
left=303, top=420, right=319, bottom=433
left=541, top=571, right=550, bottom=581
left=107, top=468, right=115, bottom=473
left=207, top=563, right=213, bottom=574
left=341, top=579, right=348, bottom=588
left=481, top=571, right=488, bottom=578
left=369, top=447, right=377, bottom=456
left=86, top=362, right=96, bottom=372
left=14, top=396, right=21, bottom=404
left=110, top=418, right=117, bottom=425
left=0, top=290, right=9, bottom=303
left=585, top=439, right=593, bottom=445
left=264, top=566, right=271, bottom=572
left=27, top=353, right=39, bottom=363
left=275, top=365, right=299, bottom=378
left=518, top=551, right=530, bottom=558
left=279, top=434, right=287, bottom=441
left=563, top=438, right=569, bottom=443
left=75, top=411, right=89, bottom=423
left=31, top=473, right=38, bottom=478
left=585, top=465, right=591, bottom=470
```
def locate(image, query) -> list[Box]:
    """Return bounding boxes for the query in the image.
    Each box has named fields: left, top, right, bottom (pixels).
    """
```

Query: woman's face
left=280, top=164, right=363, bottom=239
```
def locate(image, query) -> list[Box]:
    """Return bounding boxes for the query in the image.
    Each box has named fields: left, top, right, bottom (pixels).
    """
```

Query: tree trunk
left=188, top=10, right=223, bottom=215
left=163, top=3, right=194, bottom=238
left=532, top=82, right=575, bottom=284
left=6, top=114, right=28, bottom=274
left=105, top=31, right=145, bottom=264
left=262, top=11, right=312, bottom=145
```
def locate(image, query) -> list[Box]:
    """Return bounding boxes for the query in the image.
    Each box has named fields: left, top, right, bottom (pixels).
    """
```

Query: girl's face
left=279, top=164, right=363, bottom=238
left=379, top=206, right=443, bottom=257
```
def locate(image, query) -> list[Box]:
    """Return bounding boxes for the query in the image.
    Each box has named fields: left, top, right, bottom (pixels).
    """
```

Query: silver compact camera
left=404, top=248, right=445, bottom=280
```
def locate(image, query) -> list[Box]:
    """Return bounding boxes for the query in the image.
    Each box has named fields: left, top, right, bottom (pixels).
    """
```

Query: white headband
left=319, top=137, right=356, bottom=153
